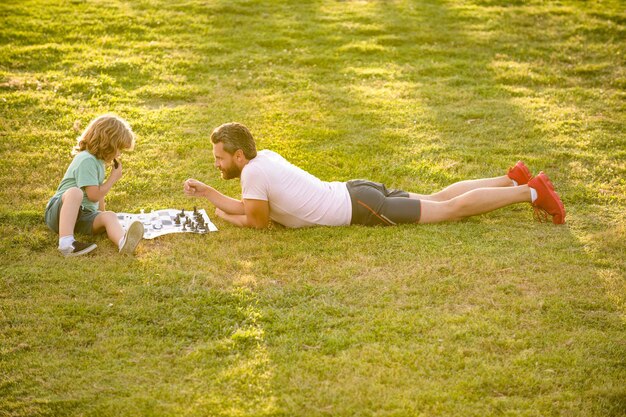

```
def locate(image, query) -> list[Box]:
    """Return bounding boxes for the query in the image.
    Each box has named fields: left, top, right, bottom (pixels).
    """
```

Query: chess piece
left=182, top=223, right=187, bottom=231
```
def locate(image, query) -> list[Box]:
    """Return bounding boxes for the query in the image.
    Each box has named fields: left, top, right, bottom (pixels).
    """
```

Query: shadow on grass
left=1, top=0, right=624, bottom=415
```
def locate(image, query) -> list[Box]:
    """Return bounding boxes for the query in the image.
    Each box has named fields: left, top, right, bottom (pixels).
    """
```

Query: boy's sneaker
left=507, top=160, right=533, bottom=185
left=528, top=172, right=566, bottom=224
left=119, top=220, right=144, bottom=255
left=60, top=241, right=97, bottom=257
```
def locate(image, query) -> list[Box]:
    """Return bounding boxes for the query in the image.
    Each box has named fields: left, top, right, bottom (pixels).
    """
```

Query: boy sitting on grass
left=45, top=114, right=144, bottom=257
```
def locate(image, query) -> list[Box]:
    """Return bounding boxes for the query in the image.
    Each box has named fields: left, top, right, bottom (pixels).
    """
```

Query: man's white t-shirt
left=240, top=150, right=352, bottom=228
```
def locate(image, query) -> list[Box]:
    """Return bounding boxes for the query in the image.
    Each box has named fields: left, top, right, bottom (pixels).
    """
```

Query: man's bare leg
left=409, top=175, right=515, bottom=201
left=418, top=185, right=531, bottom=224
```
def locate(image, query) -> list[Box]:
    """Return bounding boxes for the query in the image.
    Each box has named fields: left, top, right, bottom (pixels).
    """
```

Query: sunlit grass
left=1, top=0, right=625, bottom=416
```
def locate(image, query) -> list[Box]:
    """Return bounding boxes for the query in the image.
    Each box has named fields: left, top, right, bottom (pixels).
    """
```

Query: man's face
left=213, top=142, right=242, bottom=179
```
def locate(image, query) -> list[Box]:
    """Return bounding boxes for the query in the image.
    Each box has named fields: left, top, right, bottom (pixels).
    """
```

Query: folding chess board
left=117, top=208, right=218, bottom=239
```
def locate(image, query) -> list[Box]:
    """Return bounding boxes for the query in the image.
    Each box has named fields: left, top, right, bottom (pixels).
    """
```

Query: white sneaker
left=119, top=221, right=144, bottom=255
left=59, top=241, right=97, bottom=257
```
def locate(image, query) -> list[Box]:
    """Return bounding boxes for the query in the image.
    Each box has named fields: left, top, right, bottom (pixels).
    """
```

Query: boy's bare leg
left=419, top=185, right=531, bottom=224
left=93, top=211, right=124, bottom=246
left=59, top=187, right=83, bottom=237
left=409, top=175, right=515, bottom=201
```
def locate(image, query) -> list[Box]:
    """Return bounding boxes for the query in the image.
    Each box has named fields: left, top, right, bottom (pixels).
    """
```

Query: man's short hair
left=210, top=122, right=257, bottom=159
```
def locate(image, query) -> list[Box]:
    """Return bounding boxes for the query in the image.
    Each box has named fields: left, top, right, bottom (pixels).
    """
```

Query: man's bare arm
left=215, top=199, right=270, bottom=229
left=184, top=178, right=245, bottom=215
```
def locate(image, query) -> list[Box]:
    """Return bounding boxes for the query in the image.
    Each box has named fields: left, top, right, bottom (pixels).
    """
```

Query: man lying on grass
left=184, top=122, right=565, bottom=229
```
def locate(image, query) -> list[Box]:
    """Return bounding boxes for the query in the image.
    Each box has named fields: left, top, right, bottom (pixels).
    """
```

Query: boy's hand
left=184, top=178, right=212, bottom=198
left=110, top=159, right=123, bottom=182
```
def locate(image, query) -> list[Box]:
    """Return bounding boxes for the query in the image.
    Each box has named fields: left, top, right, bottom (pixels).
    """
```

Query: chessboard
left=117, top=207, right=218, bottom=239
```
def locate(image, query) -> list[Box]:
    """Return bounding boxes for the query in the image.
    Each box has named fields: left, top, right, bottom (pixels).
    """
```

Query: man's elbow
left=247, top=218, right=270, bottom=229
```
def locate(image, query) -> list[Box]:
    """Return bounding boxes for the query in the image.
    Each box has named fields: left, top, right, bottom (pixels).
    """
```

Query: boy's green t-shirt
left=53, top=151, right=105, bottom=212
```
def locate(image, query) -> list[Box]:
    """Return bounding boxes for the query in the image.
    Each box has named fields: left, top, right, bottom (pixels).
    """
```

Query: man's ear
left=234, top=149, right=245, bottom=161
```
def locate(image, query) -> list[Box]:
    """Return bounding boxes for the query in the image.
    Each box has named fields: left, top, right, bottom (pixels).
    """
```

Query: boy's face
left=105, top=149, right=123, bottom=163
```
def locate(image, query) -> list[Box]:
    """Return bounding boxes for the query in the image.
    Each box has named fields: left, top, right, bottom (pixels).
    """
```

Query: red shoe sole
left=531, top=172, right=566, bottom=224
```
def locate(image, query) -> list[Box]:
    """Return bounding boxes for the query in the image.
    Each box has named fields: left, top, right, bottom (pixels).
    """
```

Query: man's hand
left=214, top=199, right=270, bottom=228
left=215, top=207, right=227, bottom=219
left=184, top=178, right=212, bottom=198
left=184, top=179, right=246, bottom=216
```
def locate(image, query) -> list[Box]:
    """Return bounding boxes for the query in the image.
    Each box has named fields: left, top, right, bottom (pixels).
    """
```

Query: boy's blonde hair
left=74, top=114, right=135, bottom=161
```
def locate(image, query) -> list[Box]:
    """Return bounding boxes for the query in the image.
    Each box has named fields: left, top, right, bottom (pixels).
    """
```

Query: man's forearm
left=219, top=213, right=249, bottom=227
left=205, top=188, right=245, bottom=214
left=218, top=212, right=269, bottom=229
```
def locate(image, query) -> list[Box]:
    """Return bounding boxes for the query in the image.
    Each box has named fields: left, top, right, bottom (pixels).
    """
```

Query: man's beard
left=220, top=164, right=241, bottom=180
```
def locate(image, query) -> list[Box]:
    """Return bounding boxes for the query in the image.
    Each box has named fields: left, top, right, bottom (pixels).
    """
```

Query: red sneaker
left=507, top=161, right=533, bottom=185
left=528, top=172, right=566, bottom=224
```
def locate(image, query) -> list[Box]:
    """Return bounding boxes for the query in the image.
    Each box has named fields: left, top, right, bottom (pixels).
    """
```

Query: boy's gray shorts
left=44, top=195, right=100, bottom=235
left=346, top=180, right=421, bottom=226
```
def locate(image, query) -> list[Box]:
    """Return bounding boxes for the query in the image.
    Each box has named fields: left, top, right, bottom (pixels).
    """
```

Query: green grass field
left=1, top=0, right=625, bottom=416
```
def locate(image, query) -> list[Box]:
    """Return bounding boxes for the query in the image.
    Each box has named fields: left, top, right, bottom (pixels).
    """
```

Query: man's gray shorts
left=44, top=194, right=100, bottom=235
left=346, top=180, right=421, bottom=226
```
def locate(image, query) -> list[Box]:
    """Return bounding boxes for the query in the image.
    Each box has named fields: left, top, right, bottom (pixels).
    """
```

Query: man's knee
left=419, top=200, right=457, bottom=223
left=446, top=199, right=469, bottom=221
left=424, top=199, right=465, bottom=222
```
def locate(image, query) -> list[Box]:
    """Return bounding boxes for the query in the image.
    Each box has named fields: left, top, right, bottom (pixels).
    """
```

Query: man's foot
left=507, top=160, right=533, bottom=185
left=528, top=172, right=566, bottom=224
left=119, top=221, right=144, bottom=255
left=59, top=241, right=97, bottom=257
